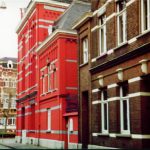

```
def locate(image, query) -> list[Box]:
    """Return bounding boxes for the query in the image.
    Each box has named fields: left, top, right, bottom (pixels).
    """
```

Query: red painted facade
left=16, top=0, right=78, bottom=148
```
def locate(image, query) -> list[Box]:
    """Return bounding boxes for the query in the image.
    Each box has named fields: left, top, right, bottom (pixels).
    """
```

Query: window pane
left=143, top=0, right=148, bottom=30
left=118, top=0, right=126, bottom=12
left=100, top=28, right=104, bottom=53
left=119, top=15, right=123, bottom=43
left=104, top=103, right=108, bottom=130
left=123, top=100, right=128, bottom=130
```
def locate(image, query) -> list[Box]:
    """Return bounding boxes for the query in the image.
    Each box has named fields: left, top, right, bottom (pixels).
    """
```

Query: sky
left=0, top=0, right=30, bottom=58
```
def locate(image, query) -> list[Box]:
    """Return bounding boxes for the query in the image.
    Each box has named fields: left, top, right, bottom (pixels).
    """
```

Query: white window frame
left=101, top=90, right=109, bottom=134
left=141, top=0, right=150, bottom=32
left=83, top=37, right=88, bottom=64
left=120, top=86, right=130, bottom=134
left=117, top=0, right=127, bottom=45
left=47, top=108, right=51, bottom=131
left=99, top=15, right=107, bottom=55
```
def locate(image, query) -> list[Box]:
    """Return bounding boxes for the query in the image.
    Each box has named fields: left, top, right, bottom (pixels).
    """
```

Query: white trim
left=92, top=100, right=101, bottom=105
left=128, top=92, right=150, bottom=98
left=106, top=12, right=116, bottom=22
left=108, top=97, right=120, bottom=102
left=91, top=25, right=99, bottom=32
left=25, top=71, right=32, bottom=77
left=25, top=63, right=32, bottom=70
left=18, top=71, right=23, bottom=75
left=92, top=133, right=150, bottom=139
left=109, top=133, right=116, bottom=138
left=91, top=58, right=97, bottom=62
left=36, top=29, right=77, bottom=53
left=97, top=6, right=106, bottom=17
left=128, top=37, right=137, bottom=44
left=108, top=83, right=118, bottom=89
left=66, top=87, right=78, bottom=90
left=92, top=133, right=98, bottom=136
left=65, top=59, right=77, bottom=63
left=35, top=105, right=61, bottom=113
left=107, top=49, right=114, bottom=55
left=44, top=5, right=66, bottom=12
left=92, top=88, right=100, bottom=93
left=128, top=77, right=141, bottom=83
left=126, top=0, right=136, bottom=6
left=38, top=19, right=54, bottom=24
left=131, top=134, right=150, bottom=139
left=39, top=25, right=49, bottom=29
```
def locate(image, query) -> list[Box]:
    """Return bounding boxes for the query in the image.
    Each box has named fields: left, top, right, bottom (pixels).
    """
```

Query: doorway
left=82, top=91, right=89, bottom=149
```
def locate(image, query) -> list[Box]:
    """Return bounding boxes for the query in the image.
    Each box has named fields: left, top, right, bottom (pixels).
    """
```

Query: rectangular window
left=47, top=108, right=51, bottom=131
left=42, top=71, right=45, bottom=94
left=47, top=65, right=51, bottom=91
left=101, top=89, right=108, bottom=133
left=120, top=83, right=130, bottom=134
left=117, top=0, right=127, bottom=45
left=99, top=14, right=107, bottom=55
left=82, top=37, right=88, bottom=64
left=141, top=0, right=150, bottom=32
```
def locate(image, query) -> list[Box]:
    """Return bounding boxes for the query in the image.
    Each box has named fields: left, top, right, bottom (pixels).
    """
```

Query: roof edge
left=16, top=0, right=70, bottom=34
left=36, top=29, right=77, bottom=53
left=72, top=12, right=93, bottom=29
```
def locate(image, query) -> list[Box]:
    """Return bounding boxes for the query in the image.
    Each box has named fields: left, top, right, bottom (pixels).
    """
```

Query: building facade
left=73, top=0, right=150, bottom=149
left=16, top=0, right=90, bottom=149
left=0, top=57, right=17, bottom=133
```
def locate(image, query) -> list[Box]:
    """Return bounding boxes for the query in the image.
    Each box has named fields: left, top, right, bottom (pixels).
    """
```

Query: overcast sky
left=0, top=0, right=30, bottom=59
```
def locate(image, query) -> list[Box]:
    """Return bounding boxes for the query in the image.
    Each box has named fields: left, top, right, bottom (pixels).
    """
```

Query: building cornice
left=36, top=29, right=77, bottom=54
left=90, top=42, right=150, bottom=74
left=72, top=12, right=93, bottom=30
left=16, top=0, right=69, bottom=34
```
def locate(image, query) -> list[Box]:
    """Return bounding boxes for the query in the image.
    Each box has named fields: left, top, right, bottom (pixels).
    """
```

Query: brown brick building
left=73, top=0, right=150, bottom=149
left=0, top=57, right=17, bottom=132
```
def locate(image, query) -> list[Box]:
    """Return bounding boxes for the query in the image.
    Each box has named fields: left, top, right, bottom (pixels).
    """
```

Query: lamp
left=0, top=0, right=7, bottom=9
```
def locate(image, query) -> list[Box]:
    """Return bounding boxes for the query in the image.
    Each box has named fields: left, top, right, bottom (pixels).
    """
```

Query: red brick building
left=16, top=0, right=90, bottom=149
left=73, top=0, right=150, bottom=149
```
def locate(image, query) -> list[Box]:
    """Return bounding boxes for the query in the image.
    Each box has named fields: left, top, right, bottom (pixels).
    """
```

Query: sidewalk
left=0, top=138, right=48, bottom=149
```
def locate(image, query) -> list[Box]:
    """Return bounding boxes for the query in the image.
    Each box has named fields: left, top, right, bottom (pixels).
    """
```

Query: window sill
left=97, top=133, right=109, bottom=136
left=96, top=52, right=107, bottom=60
left=116, top=133, right=131, bottom=138
left=114, top=41, right=128, bottom=51
left=79, top=62, right=88, bottom=68
left=137, top=29, right=150, bottom=39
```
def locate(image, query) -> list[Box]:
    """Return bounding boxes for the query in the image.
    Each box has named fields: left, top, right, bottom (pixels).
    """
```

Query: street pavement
left=0, top=138, right=48, bottom=149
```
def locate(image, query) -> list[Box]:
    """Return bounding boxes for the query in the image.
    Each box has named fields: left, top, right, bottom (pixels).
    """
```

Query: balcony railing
left=66, top=94, right=78, bottom=113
